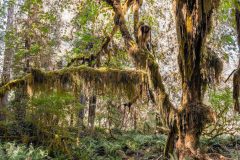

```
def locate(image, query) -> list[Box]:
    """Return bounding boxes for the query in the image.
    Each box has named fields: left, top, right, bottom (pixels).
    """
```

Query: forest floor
left=0, top=130, right=239, bottom=160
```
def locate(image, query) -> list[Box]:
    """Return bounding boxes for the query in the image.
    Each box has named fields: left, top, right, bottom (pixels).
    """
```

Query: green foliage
left=0, top=142, right=48, bottom=160
left=213, top=0, right=237, bottom=49
left=75, top=0, right=100, bottom=26
left=31, top=91, right=78, bottom=116
left=104, top=49, right=131, bottom=69
left=209, top=88, right=232, bottom=111
left=21, top=0, right=43, bottom=13
left=221, top=35, right=235, bottom=45
left=203, top=88, right=240, bottom=138
left=1, top=91, right=81, bottom=158
left=219, top=0, right=235, bottom=23
left=12, top=0, right=61, bottom=69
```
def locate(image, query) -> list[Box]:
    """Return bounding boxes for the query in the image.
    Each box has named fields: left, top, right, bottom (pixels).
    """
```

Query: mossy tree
left=174, top=0, right=220, bottom=159
left=103, top=0, right=175, bottom=130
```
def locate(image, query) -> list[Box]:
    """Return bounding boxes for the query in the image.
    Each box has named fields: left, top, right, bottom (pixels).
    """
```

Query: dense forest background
left=0, top=0, right=239, bottom=159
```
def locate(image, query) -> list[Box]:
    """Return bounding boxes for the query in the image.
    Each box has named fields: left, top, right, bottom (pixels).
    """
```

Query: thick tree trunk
left=88, top=95, right=97, bottom=132
left=174, top=0, right=219, bottom=158
left=0, top=3, right=14, bottom=120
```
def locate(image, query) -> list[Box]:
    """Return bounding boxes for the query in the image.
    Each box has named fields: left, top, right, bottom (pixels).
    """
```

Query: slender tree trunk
left=78, top=94, right=86, bottom=131
left=133, top=109, right=137, bottom=130
left=233, top=2, right=240, bottom=113
left=235, top=3, right=240, bottom=51
left=88, top=95, right=97, bottom=133
left=174, top=0, right=219, bottom=158
left=0, top=2, right=14, bottom=120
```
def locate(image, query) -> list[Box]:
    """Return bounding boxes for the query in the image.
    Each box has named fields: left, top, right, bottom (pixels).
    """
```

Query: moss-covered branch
left=0, top=75, right=31, bottom=97
left=103, top=0, right=176, bottom=129
left=0, top=66, right=147, bottom=101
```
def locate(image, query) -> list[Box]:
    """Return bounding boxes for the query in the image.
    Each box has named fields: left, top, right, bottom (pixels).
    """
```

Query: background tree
left=0, top=0, right=15, bottom=120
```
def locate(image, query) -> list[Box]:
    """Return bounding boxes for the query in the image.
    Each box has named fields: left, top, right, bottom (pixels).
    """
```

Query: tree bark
left=0, top=2, right=14, bottom=120
left=174, top=0, right=219, bottom=158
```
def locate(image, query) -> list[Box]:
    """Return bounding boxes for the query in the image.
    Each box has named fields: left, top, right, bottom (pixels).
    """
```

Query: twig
left=225, top=69, right=237, bottom=83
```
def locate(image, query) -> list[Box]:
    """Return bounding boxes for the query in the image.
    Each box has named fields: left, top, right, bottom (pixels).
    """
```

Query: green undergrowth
left=0, top=131, right=167, bottom=160
left=74, top=130, right=166, bottom=160
left=0, top=131, right=239, bottom=160
left=0, top=142, right=48, bottom=160
left=201, top=135, right=240, bottom=159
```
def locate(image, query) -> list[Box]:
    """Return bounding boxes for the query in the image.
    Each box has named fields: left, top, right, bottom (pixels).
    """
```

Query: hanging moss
left=0, top=66, right=148, bottom=101
left=201, top=47, right=223, bottom=87
left=185, top=103, right=216, bottom=134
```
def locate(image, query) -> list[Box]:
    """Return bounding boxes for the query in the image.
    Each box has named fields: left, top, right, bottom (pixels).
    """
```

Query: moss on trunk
left=174, top=0, right=220, bottom=158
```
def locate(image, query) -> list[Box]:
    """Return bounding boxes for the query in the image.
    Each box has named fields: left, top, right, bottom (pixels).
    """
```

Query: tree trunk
left=133, top=108, right=137, bottom=130
left=0, top=2, right=14, bottom=120
left=164, top=119, right=177, bottom=158
left=14, top=87, right=27, bottom=123
left=78, top=94, right=86, bottom=131
left=88, top=95, right=97, bottom=133
left=233, top=2, right=240, bottom=113
left=174, top=0, right=219, bottom=158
